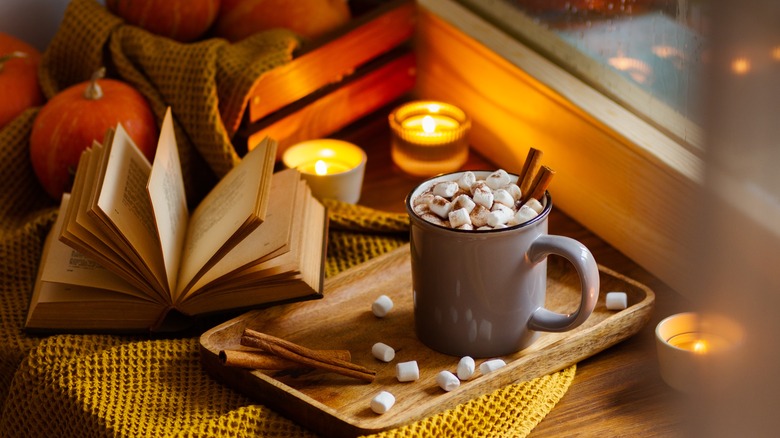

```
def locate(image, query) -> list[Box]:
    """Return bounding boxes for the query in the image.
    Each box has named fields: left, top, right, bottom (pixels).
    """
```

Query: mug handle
left=526, top=234, right=600, bottom=332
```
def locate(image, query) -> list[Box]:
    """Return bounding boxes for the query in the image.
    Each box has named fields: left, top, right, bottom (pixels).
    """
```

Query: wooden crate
left=235, top=0, right=416, bottom=155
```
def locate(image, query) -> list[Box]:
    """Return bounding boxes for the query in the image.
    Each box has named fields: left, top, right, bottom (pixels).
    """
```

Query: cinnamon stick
left=518, top=147, right=543, bottom=196
left=525, top=165, right=555, bottom=203
left=219, top=348, right=351, bottom=370
left=240, top=329, right=377, bottom=382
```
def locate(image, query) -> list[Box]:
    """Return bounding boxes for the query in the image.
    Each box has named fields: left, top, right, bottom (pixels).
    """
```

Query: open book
left=26, top=108, right=327, bottom=333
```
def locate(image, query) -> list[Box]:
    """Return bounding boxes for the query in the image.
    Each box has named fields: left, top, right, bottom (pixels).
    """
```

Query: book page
left=177, top=168, right=299, bottom=300
left=95, top=124, right=168, bottom=296
left=147, top=108, right=188, bottom=294
left=174, top=137, right=276, bottom=297
left=42, top=195, right=149, bottom=300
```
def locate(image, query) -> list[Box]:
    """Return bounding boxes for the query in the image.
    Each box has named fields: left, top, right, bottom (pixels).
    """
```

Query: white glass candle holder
left=655, top=312, right=744, bottom=393
left=388, top=100, right=471, bottom=177
left=282, top=139, right=366, bottom=204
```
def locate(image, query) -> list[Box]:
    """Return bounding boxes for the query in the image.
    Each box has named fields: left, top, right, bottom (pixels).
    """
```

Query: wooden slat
left=247, top=0, right=416, bottom=122
left=245, top=51, right=416, bottom=154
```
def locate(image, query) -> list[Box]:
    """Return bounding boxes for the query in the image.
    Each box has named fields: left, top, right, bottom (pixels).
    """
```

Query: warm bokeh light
left=731, top=57, right=751, bottom=74
left=693, top=339, right=708, bottom=354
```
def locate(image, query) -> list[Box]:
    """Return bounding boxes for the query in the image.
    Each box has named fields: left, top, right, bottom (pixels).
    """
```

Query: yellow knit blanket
left=0, top=1, right=575, bottom=436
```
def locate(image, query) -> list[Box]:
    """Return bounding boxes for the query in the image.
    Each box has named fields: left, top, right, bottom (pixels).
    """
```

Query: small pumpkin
left=0, top=32, right=43, bottom=130
left=106, top=0, right=221, bottom=42
left=214, top=0, right=351, bottom=42
left=29, top=68, right=158, bottom=200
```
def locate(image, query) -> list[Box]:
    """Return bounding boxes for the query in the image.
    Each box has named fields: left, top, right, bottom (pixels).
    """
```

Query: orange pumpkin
left=214, top=0, right=351, bottom=42
left=106, top=0, right=221, bottom=42
left=0, top=32, right=43, bottom=130
left=29, top=68, right=158, bottom=200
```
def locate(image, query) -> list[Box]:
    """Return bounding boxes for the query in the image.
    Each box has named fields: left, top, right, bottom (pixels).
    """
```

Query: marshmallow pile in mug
left=411, top=170, right=544, bottom=230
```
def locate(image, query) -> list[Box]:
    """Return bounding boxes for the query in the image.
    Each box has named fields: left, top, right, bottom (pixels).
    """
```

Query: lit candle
left=389, top=101, right=471, bottom=177
left=282, top=139, right=366, bottom=204
left=666, top=332, right=731, bottom=354
left=655, top=312, right=744, bottom=392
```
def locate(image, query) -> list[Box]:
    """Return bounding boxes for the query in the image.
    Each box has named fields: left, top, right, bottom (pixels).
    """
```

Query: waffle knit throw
left=0, top=0, right=575, bottom=436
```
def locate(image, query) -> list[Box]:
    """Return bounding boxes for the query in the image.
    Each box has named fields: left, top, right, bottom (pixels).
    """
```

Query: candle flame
left=693, top=340, right=709, bottom=354
left=314, top=160, right=328, bottom=175
left=422, top=115, right=436, bottom=134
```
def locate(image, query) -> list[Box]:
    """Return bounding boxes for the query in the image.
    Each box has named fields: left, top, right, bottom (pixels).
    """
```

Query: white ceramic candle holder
left=282, top=139, right=366, bottom=204
left=655, top=312, right=744, bottom=393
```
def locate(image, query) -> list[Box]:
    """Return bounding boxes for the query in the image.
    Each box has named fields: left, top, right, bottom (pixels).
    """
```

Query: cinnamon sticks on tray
left=219, top=329, right=377, bottom=382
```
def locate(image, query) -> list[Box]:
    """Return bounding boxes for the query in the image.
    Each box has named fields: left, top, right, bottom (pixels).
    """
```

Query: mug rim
left=405, top=170, right=552, bottom=233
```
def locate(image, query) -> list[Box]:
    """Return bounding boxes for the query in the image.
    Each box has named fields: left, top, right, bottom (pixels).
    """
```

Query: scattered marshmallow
left=372, top=295, right=394, bottom=317
left=448, top=208, right=472, bottom=228
left=457, top=356, right=476, bottom=380
left=372, top=342, right=395, bottom=362
left=606, top=292, right=628, bottom=310
left=396, top=360, right=420, bottom=382
left=479, top=359, right=506, bottom=375
left=436, top=370, right=460, bottom=392
left=370, top=391, right=395, bottom=414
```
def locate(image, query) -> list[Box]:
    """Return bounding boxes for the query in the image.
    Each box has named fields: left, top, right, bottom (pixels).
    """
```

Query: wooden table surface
left=331, top=106, right=691, bottom=436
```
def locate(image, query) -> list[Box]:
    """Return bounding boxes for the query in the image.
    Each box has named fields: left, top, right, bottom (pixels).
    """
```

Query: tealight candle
left=389, top=100, right=471, bottom=176
left=282, top=139, right=366, bottom=204
left=655, top=312, right=744, bottom=392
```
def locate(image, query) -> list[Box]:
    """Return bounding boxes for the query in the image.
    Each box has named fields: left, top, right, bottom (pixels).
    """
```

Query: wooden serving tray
left=200, top=244, right=654, bottom=437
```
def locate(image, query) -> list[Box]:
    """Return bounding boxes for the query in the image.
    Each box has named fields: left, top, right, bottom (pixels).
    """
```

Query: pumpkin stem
left=0, top=51, right=28, bottom=73
left=84, top=67, right=106, bottom=100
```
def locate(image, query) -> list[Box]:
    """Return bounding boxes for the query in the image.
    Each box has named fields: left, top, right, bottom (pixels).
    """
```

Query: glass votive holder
left=388, top=100, right=471, bottom=177
left=655, top=312, right=744, bottom=393
left=282, top=139, right=366, bottom=204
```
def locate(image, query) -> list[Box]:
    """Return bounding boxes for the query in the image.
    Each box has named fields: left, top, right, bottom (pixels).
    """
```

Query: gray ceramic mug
left=406, top=171, right=600, bottom=357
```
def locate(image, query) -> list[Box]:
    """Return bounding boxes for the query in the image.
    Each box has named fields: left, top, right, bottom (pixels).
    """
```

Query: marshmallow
left=487, top=204, right=513, bottom=227
left=429, top=196, right=452, bottom=219
left=509, top=205, right=538, bottom=226
left=457, top=356, right=476, bottom=380
left=372, top=342, right=395, bottom=362
left=370, top=391, right=395, bottom=414
left=448, top=208, right=472, bottom=228
left=413, top=192, right=434, bottom=207
left=420, top=212, right=447, bottom=226
left=471, top=186, right=494, bottom=209
left=433, top=181, right=459, bottom=198
left=396, top=360, right=420, bottom=382
left=456, top=223, right=474, bottom=231
left=486, top=169, right=511, bottom=190
left=492, top=189, right=515, bottom=208
left=525, top=197, right=544, bottom=214
left=436, top=370, right=460, bottom=392
left=469, top=205, right=491, bottom=228
left=606, top=292, right=628, bottom=310
left=452, top=194, right=476, bottom=214
left=372, top=295, right=393, bottom=317
left=502, top=183, right=522, bottom=201
left=457, top=171, right=476, bottom=191
left=479, top=359, right=506, bottom=374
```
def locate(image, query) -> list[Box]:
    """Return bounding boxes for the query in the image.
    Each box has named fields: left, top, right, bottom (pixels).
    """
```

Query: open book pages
left=26, top=108, right=326, bottom=333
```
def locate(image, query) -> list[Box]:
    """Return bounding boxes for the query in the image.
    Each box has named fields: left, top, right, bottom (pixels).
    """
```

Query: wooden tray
left=200, top=244, right=654, bottom=437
